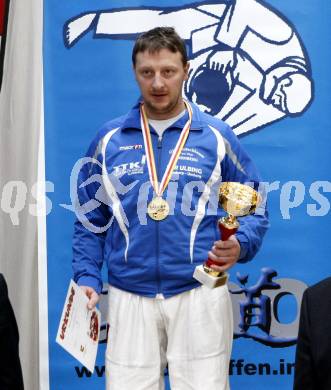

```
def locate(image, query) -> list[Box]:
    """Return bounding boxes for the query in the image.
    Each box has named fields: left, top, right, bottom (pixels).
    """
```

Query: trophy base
left=193, top=265, right=228, bottom=289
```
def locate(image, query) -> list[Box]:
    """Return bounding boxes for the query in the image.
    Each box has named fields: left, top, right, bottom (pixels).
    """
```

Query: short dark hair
left=132, top=27, right=188, bottom=67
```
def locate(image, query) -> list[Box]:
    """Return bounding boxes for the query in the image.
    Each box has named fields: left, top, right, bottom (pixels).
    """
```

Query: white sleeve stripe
left=189, top=125, right=226, bottom=262
left=101, top=127, right=130, bottom=262
left=222, top=137, right=246, bottom=174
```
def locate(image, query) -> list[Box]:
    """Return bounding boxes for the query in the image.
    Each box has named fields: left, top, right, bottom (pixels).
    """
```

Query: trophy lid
left=219, top=182, right=261, bottom=217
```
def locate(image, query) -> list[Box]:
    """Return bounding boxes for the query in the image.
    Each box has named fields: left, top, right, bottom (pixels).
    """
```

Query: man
left=0, top=273, right=24, bottom=389
left=294, top=277, right=331, bottom=389
left=73, top=27, right=268, bottom=390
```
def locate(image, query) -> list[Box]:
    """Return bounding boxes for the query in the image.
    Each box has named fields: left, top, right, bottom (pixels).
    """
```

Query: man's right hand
left=79, top=286, right=100, bottom=310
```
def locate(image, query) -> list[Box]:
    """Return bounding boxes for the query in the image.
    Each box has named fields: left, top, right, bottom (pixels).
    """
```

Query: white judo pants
left=105, top=285, right=233, bottom=390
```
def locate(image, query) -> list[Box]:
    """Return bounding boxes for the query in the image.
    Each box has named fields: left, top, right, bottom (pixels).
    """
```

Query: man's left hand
left=207, top=235, right=241, bottom=273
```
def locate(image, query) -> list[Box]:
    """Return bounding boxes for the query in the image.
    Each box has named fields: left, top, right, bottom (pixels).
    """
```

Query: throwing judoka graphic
left=64, top=0, right=313, bottom=135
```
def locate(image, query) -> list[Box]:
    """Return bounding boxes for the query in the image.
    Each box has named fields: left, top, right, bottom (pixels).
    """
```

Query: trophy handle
left=205, top=217, right=238, bottom=269
left=219, top=222, right=238, bottom=241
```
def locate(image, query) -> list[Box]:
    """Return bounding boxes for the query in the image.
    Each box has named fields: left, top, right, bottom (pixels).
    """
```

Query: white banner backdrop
left=0, top=0, right=44, bottom=389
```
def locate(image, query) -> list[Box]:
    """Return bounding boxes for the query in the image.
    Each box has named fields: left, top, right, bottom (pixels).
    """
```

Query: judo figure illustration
left=64, top=0, right=313, bottom=135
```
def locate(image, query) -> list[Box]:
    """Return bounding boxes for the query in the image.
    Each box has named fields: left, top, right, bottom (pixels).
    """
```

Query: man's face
left=134, top=48, right=189, bottom=120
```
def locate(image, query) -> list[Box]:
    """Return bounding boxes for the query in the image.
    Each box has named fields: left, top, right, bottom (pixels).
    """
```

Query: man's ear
left=184, top=62, right=190, bottom=80
left=133, top=64, right=138, bottom=80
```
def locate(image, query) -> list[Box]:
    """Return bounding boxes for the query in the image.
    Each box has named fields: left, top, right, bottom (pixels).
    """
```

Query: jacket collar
left=121, top=99, right=204, bottom=132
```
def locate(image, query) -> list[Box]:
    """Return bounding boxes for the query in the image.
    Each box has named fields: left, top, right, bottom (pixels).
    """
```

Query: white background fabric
left=0, top=0, right=44, bottom=389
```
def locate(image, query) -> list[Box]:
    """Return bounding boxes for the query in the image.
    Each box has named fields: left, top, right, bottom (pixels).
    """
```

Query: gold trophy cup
left=193, top=182, right=261, bottom=289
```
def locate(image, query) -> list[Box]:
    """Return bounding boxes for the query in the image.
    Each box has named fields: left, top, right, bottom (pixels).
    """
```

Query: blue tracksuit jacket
left=72, top=101, right=268, bottom=298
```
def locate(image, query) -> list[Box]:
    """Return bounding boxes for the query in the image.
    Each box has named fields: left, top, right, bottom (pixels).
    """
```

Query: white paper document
left=56, top=280, right=101, bottom=373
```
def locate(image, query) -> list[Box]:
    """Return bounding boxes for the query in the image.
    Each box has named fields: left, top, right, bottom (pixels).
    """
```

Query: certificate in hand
left=56, top=280, right=101, bottom=373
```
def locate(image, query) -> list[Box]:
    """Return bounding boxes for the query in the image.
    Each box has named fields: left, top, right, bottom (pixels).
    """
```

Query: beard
left=143, top=93, right=183, bottom=119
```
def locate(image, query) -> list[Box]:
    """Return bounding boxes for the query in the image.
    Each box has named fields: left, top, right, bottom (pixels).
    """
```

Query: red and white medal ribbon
left=140, top=100, right=193, bottom=198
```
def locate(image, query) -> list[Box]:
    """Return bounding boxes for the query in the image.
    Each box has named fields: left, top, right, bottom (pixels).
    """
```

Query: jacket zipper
left=155, top=136, right=163, bottom=294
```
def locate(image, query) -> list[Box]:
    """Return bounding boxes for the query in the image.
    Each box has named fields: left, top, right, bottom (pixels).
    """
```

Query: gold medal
left=140, top=100, right=193, bottom=222
left=147, top=197, right=170, bottom=221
